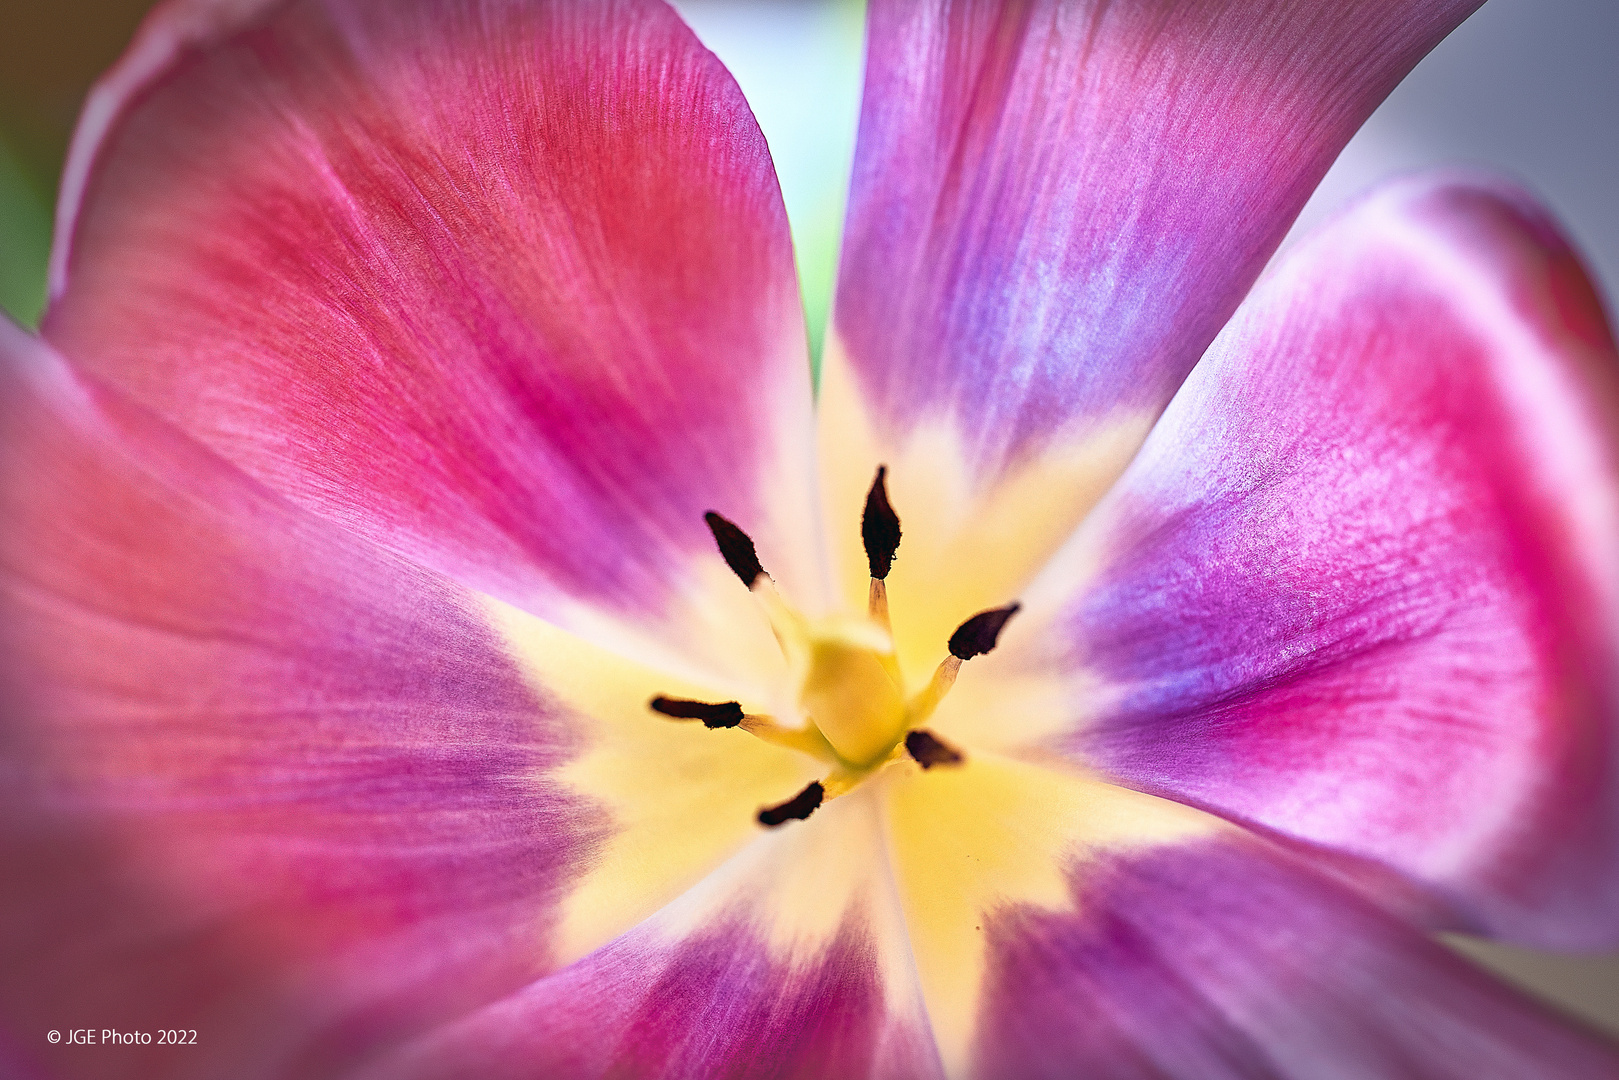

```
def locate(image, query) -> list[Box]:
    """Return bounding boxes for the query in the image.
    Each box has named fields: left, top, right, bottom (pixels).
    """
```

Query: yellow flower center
left=654, top=468, right=1019, bottom=826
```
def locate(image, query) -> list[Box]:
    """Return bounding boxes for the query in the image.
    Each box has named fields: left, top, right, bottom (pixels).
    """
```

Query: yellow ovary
left=798, top=616, right=907, bottom=766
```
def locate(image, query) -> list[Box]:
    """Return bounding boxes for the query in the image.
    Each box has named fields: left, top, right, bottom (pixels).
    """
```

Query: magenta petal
left=379, top=917, right=940, bottom=1080
left=45, top=0, right=823, bottom=663
left=975, top=836, right=1619, bottom=1079
left=1021, top=175, right=1619, bottom=947
left=835, top=0, right=1481, bottom=478
left=0, top=327, right=598, bottom=1074
left=371, top=792, right=943, bottom=1080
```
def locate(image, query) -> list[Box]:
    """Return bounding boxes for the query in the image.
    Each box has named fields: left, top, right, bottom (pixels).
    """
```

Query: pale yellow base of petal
left=542, top=560, right=792, bottom=700
left=816, top=334, right=1153, bottom=685
left=649, top=785, right=930, bottom=1017
left=881, top=754, right=1223, bottom=1076
left=486, top=596, right=820, bottom=967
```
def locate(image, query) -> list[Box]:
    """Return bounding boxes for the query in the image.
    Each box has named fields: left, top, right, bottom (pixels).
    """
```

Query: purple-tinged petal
left=972, top=175, right=1619, bottom=947
left=0, top=323, right=601, bottom=1075
left=881, top=752, right=1221, bottom=1077
left=882, top=752, right=1616, bottom=1077
left=370, top=789, right=944, bottom=1080
left=45, top=0, right=824, bottom=683
left=819, top=0, right=1482, bottom=635
left=837, top=0, right=1485, bottom=461
left=879, top=754, right=1616, bottom=1077
left=974, top=834, right=1619, bottom=1079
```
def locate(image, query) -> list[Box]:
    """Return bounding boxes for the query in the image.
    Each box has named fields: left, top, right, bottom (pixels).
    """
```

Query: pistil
left=798, top=619, right=907, bottom=765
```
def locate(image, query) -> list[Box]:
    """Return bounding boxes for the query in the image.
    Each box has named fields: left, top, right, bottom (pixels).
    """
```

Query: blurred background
left=3, top=0, right=1616, bottom=1038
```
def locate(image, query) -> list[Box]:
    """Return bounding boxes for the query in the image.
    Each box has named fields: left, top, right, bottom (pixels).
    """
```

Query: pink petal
left=44, top=0, right=824, bottom=679
left=369, top=789, right=943, bottom=1080
left=0, top=325, right=600, bottom=1074
left=831, top=0, right=1481, bottom=479
left=974, top=834, right=1619, bottom=1078
left=993, top=175, right=1619, bottom=947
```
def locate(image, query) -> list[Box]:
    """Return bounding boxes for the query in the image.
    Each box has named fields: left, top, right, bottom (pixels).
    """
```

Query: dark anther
left=905, top=729, right=965, bottom=769
left=650, top=696, right=745, bottom=729
left=704, top=511, right=765, bottom=588
left=948, top=603, right=1022, bottom=660
left=758, top=781, right=825, bottom=827
left=861, top=465, right=902, bottom=580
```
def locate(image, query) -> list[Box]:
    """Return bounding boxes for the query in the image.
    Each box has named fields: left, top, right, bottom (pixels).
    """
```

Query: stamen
left=819, top=766, right=867, bottom=800
left=907, top=602, right=1023, bottom=726
left=868, top=578, right=891, bottom=628
left=861, top=465, right=902, bottom=580
left=704, top=511, right=765, bottom=588
left=689, top=497, right=1014, bottom=823
left=863, top=467, right=900, bottom=628
left=703, top=510, right=808, bottom=663
left=738, top=715, right=840, bottom=759
left=905, top=729, right=964, bottom=769
left=907, top=656, right=959, bottom=726
left=649, top=696, right=744, bottom=729
left=758, top=780, right=824, bottom=827
left=948, top=603, right=1022, bottom=660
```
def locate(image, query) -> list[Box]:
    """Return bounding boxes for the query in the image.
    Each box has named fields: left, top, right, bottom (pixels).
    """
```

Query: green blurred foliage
left=778, top=0, right=866, bottom=370
left=0, top=135, right=50, bottom=326
left=0, top=0, right=153, bottom=326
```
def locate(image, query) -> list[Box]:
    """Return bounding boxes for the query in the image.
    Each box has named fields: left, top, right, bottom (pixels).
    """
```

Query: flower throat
left=651, top=467, right=1019, bottom=827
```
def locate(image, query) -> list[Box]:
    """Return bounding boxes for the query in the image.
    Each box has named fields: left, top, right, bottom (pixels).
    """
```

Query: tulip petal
left=45, top=0, right=824, bottom=685
left=975, top=176, right=1619, bottom=947
left=487, top=599, right=830, bottom=966
left=970, top=832, right=1619, bottom=1079
left=371, top=787, right=944, bottom=1080
left=881, top=753, right=1221, bottom=1077
left=879, top=756, right=1618, bottom=1078
left=820, top=0, right=1482, bottom=658
left=0, top=326, right=605, bottom=1073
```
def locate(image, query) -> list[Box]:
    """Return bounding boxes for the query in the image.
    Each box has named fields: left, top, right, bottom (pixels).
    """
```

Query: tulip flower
left=4, top=0, right=1618, bottom=1077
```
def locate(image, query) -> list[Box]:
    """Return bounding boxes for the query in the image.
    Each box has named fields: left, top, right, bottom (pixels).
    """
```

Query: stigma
left=652, top=467, right=1019, bottom=826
